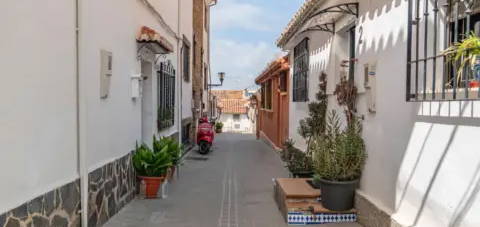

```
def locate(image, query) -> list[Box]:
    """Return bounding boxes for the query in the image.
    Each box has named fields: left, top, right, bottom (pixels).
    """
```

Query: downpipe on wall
left=75, top=0, right=89, bottom=226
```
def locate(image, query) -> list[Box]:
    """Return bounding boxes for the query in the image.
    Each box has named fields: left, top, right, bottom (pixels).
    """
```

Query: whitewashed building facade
left=0, top=0, right=213, bottom=226
left=278, top=0, right=480, bottom=227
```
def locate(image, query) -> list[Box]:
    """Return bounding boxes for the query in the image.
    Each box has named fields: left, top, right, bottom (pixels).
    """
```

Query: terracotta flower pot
left=469, top=81, right=480, bottom=88
left=139, top=176, right=165, bottom=198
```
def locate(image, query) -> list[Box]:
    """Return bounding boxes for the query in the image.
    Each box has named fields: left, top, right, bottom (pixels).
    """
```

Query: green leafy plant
left=153, top=136, right=182, bottom=166
left=285, top=145, right=313, bottom=174
left=132, top=142, right=172, bottom=177
left=158, top=109, right=174, bottom=130
left=444, top=32, right=480, bottom=84
left=215, top=122, right=224, bottom=130
left=311, top=111, right=366, bottom=181
left=298, top=72, right=328, bottom=153
left=280, top=139, right=295, bottom=162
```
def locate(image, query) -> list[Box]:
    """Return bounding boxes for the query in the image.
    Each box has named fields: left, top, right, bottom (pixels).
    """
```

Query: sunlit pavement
left=104, top=133, right=361, bottom=227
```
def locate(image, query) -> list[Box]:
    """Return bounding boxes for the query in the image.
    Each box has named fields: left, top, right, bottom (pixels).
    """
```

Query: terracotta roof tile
left=218, top=99, right=248, bottom=114
left=137, top=26, right=174, bottom=53
left=210, top=90, right=244, bottom=99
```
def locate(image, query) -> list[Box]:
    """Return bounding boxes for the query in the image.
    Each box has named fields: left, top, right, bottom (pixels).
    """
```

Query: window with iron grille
left=348, top=26, right=356, bottom=81
left=183, top=41, right=190, bottom=82
left=407, top=0, right=480, bottom=101
left=233, top=114, right=240, bottom=122
left=157, top=62, right=176, bottom=130
left=293, top=38, right=309, bottom=102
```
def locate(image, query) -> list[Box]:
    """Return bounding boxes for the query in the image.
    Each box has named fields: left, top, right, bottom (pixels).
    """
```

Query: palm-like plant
left=132, top=142, right=172, bottom=177
left=153, top=136, right=182, bottom=166
left=444, top=33, right=480, bottom=85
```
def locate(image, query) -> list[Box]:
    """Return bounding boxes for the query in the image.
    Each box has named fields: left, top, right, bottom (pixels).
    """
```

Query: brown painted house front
left=255, top=56, right=290, bottom=149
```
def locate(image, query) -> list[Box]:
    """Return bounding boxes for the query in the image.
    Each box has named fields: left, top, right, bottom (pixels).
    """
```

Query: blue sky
left=210, top=0, right=304, bottom=90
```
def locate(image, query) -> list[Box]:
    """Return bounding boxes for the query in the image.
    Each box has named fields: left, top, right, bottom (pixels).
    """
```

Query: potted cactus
left=133, top=142, right=172, bottom=198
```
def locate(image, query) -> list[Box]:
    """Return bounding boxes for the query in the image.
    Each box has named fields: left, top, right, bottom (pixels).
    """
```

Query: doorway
left=141, top=61, right=153, bottom=145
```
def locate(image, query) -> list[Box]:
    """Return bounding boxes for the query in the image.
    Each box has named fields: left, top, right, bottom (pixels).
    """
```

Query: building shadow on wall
left=395, top=101, right=480, bottom=227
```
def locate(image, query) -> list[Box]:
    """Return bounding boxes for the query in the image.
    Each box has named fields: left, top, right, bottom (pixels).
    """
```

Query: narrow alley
left=104, top=133, right=360, bottom=227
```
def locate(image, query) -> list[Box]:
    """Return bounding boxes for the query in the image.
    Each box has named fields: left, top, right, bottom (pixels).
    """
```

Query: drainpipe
left=75, top=0, right=89, bottom=226
left=207, top=0, right=217, bottom=119
left=177, top=0, right=182, bottom=143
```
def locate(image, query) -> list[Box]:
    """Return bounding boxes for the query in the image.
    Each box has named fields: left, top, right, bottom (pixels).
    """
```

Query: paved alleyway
left=104, top=133, right=361, bottom=227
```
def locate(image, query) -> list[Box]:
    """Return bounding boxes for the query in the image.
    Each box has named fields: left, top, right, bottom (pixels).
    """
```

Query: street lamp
left=209, top=72, right=225, bottom=87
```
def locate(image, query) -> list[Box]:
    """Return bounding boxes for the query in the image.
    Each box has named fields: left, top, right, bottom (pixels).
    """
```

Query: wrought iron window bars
left=157, top=62, right=176, bottom=130
left=407, top=0, right=480, bottom=102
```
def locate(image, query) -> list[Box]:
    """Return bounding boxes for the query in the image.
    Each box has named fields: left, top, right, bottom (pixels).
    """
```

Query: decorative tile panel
left=287, top=212, right=357, bottom=225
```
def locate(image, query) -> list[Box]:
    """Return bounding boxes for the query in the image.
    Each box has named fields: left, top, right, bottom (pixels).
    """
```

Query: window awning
left=277, top=1, right=359, bottom=47
left=299, top=3, right=358, bottom=35
left=136, top=26, right=174, bottom=54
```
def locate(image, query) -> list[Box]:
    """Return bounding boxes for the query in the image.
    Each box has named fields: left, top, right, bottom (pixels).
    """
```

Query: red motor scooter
left=197, top=117, right=215, bottom=155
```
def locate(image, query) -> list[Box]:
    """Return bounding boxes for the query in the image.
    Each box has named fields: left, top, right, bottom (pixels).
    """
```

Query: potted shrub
left=133, top=142, right=172, bottom=198
left=153, top=136, right=182, bottom=181
left=215, top=122, right=224, bottom=133
left=311, top=111, right=366, bottom=211
left=285, top=145, right=314, bottom=178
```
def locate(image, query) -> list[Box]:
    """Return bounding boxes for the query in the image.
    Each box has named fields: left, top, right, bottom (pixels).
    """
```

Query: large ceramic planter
left=215, top=128, right=222, bottom=133
left=139, top=176, right=165, bottom=198
left=319, top=178, right=359, bottom=211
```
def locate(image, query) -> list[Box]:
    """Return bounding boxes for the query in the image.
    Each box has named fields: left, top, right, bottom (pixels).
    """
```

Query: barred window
left=157, top=62, right=175, bottom=130
left=183, top=41, right=190, bottom=82
left=407, top=0, right=480, bottom=101
left=293, top=38, right=309, bottom=102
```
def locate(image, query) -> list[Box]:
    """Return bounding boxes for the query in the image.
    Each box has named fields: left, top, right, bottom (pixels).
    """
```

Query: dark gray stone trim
left=88, top=151, right=136, bottom=227
left=0, top=180, right=81, bottom=227
left=355, top=192, right=404, bottom=227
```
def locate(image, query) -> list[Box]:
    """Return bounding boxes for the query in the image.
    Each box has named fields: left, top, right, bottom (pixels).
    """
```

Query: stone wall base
left=88, top=152, right=136, bottom=227
left=0, top=180, right=81, bottom=227
left=355, top=193, right=404, bottom=227
left=0, top=151, right=137, bottom=227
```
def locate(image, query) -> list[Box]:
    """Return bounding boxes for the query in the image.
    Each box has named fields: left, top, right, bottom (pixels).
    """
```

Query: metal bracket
left=310, top=3, right=359, bottom=19
left=300, top=23, right=336, bottom=34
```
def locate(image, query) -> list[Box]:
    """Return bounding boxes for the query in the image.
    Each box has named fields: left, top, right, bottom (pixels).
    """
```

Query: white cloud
left=211, top=0, right=272, bottom=31
left=211, top=39, right=282, bottom=90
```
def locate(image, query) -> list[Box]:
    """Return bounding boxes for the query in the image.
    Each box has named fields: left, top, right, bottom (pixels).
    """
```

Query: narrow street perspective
left=104, top=133, right=359, bottom=227
left=2, top=0, right=480, bottom=227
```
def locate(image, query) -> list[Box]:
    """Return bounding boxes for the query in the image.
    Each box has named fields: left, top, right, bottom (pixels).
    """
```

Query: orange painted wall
left=258, top=75, right=289, bottom=149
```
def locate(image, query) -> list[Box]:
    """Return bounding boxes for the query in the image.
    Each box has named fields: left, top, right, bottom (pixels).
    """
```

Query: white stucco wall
left=0, top=0, right=78, bottom=213
left=286, top=0, right=480, bottom=226
left=0, top=0, right=189, bottom=214
left=219, top=113, right=252, bottom=133
left=181, top=0, right=194, bottom=121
